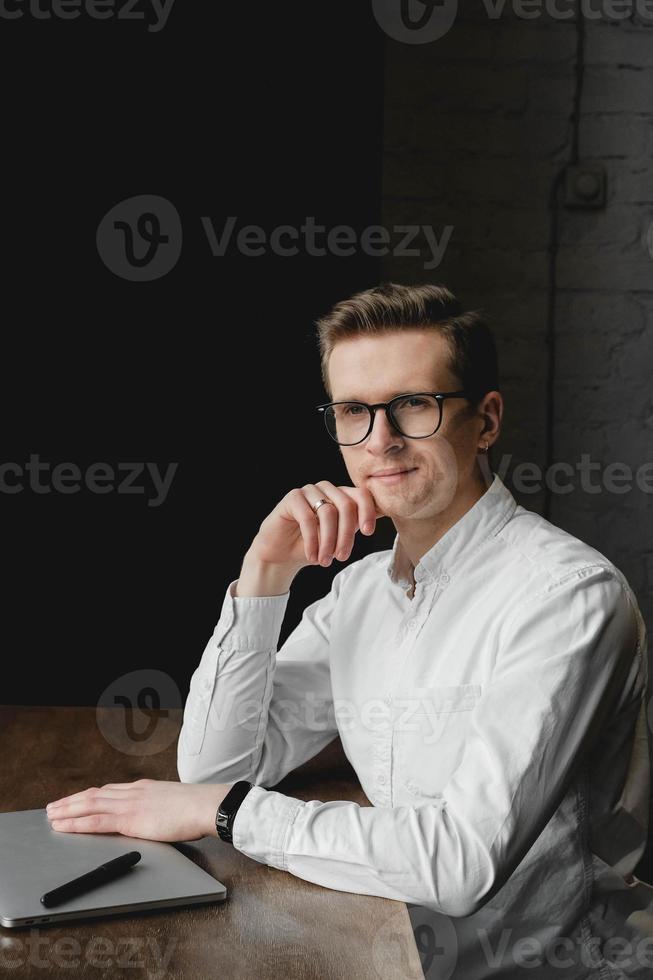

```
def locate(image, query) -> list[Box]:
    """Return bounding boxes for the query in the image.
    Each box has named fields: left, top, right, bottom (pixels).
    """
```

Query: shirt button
left=440, top=572, right=450, bottom=584
left=385, top=694, right=392, bottom=704
left=406, top=619, right=417, bottom=630
left=377, top=774, right=386, bottom=784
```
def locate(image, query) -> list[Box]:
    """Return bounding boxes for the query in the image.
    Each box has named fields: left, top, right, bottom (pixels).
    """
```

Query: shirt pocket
left=394, top=684, right=482, bottom=798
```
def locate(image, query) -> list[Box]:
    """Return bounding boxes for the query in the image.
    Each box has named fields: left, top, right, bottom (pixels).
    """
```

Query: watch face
left=216, top=809, right=231, bottom=842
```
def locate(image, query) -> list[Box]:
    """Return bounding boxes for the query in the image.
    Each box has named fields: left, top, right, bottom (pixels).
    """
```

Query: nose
left=365, top=405, right=404, bottom=453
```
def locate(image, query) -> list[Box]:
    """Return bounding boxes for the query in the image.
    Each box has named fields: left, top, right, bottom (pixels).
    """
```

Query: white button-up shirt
left=178, top=472, right=653, bottom=979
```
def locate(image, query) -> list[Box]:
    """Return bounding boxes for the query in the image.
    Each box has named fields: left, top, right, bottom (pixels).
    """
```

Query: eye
left=343, top=403, right=366, bottom=416
left=397, top=396, right=428, bottom=410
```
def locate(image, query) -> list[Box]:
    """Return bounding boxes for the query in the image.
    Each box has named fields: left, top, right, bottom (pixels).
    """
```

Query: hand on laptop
left=45, top=780, right=233, bottom=842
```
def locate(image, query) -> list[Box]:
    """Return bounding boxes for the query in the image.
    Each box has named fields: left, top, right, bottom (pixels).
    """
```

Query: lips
left=369, top=467, right=417, bottom=478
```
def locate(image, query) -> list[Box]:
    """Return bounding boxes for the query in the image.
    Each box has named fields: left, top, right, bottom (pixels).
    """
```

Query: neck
left=394, top=468, right=492, bottom=579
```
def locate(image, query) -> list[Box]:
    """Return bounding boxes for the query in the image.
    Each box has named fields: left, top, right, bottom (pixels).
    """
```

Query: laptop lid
left=0, top=808, right=227, bottom=928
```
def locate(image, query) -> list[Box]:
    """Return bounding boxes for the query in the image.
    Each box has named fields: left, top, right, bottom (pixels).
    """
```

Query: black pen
left=40, top=851, right=142, bottom=908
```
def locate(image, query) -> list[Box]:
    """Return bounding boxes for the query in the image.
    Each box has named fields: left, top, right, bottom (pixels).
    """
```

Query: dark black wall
left=1, top=4, right=389, bottom=706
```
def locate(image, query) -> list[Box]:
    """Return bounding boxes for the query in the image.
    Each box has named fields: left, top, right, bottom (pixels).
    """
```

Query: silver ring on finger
left=311, top=497, right=334, bottom=515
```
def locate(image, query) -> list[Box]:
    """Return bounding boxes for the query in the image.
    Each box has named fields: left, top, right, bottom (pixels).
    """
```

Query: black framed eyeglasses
left=316, top=391, right=470, bottom=446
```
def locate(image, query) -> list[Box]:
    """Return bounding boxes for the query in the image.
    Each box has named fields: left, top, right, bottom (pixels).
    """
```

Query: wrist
left=236, top=550, right=302, bottom=597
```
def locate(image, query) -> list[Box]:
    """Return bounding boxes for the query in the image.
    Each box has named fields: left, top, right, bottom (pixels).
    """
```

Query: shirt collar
left=386, top=471, right=517, bottom=590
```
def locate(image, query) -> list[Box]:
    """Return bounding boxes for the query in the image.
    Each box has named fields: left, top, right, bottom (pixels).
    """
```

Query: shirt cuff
left=213, top=579, right=291, bottom=650
left=231, top=784, right=304, bottom=871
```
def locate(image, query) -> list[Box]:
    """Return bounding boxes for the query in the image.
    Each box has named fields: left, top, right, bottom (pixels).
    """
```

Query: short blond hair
left=315, top=282, right=500, bottom=406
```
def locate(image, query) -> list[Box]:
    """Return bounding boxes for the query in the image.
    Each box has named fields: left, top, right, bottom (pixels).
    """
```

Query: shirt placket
left=372, top=570, right=450, bottom=806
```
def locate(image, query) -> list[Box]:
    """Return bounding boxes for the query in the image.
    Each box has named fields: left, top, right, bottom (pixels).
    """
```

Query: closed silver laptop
left=0, top=808, right=227, bottom=928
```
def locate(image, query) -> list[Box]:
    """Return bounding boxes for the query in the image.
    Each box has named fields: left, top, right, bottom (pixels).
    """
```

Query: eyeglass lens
left=324, top=394, right=441, bottom=445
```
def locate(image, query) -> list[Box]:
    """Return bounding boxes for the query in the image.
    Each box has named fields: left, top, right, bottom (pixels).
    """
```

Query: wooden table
left=0, top=706, right=424, bottom=979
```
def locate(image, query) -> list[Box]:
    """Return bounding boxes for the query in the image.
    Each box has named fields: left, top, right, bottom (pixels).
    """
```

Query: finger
left=46, top=786, right=102, bottom=808
left=48, top=797, right=127, bottom=819
left=50, top=813, right=118, bottom=834
left=99, top=783, right=140, bottom=790
left=314, top=481, right=358, bottom=560
left=287, top=488, right=320, bottom=564
left=47, top=787, right=132, bottom=811
left=338, top=485, right=382, bottom=534
left=301, top=484, right=338, bottom=565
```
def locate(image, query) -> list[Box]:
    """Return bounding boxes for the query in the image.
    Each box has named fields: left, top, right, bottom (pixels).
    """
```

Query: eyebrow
left=332, top=388, right=438, bottom=403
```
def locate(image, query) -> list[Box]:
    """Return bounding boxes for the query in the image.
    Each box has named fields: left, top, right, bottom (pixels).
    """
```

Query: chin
left=381, top=497, right=427, bottom=519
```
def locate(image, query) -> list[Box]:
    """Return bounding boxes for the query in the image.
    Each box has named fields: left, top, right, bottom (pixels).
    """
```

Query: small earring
left=480, top=442, right=489, bottom=454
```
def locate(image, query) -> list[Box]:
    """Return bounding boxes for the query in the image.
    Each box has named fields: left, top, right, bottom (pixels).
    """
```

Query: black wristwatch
left=216, top=781, right=253, bottom=844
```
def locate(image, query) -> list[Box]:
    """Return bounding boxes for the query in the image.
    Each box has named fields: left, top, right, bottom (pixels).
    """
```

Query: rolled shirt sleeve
left=231, top=566, right=643, bottom=917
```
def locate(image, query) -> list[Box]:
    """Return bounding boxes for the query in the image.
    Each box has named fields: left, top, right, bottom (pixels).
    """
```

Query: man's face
left=327, top=329, right=486, bottom=520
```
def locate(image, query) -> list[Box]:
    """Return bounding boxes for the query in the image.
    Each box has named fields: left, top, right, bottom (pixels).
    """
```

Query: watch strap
left=216, top=780, right=253, bottom=843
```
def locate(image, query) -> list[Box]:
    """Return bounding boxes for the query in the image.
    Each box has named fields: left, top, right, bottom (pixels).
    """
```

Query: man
left=46, top=284, right=652, bottom=979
